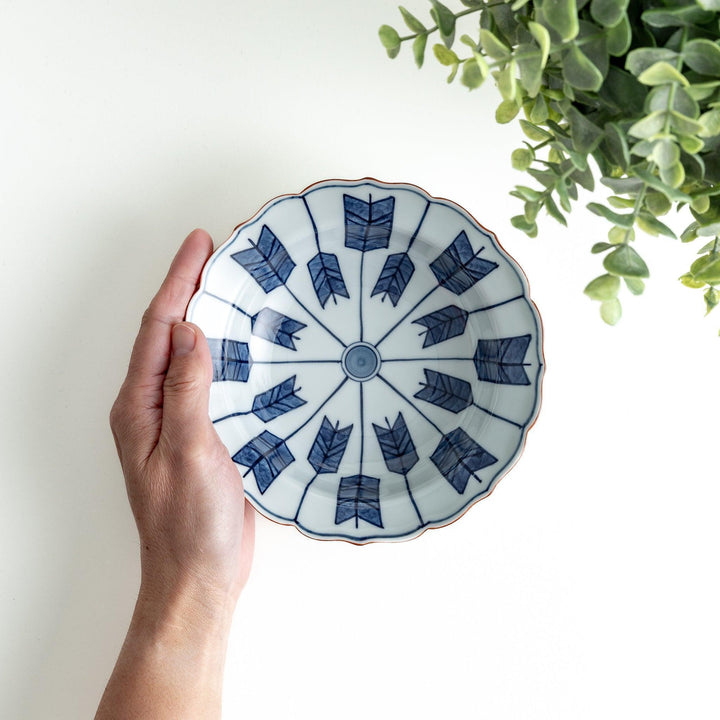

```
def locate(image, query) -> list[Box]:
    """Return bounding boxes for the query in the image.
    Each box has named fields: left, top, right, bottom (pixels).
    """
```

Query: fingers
left=160, top=322, right=215, bottom=452
left=126, top=229, right=213, bottom=399
left=111, top=229, right=213, bottom=464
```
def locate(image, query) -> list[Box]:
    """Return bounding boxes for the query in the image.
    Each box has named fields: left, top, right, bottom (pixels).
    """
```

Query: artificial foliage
left=379, top=0, right=720, bottom=326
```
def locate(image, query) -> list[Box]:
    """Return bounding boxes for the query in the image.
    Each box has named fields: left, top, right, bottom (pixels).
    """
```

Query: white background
left=2, top=1, right=719, bottom=718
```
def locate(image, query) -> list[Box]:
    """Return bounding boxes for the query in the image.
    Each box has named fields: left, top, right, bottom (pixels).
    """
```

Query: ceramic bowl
left=186, top=179, right=543, bottom=542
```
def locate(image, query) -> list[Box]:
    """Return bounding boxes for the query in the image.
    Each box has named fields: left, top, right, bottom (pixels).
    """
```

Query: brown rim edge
left=191, top=176, right=546, bottom=546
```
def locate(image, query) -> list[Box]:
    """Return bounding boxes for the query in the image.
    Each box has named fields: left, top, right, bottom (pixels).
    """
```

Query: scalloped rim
left=186, top=177, right=545, bottom=544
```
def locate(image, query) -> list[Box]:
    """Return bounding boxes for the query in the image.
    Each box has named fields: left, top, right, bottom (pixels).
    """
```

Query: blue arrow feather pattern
left=343, top=194, right=395, bottom=252
left=231, top=225, right=296, bottom=292
left=233, top=430, right=295, bottom=494
left=371, top=252, right=415, bottom=306
left=474, top=335, right=532, bottom=385
left=414, top=369, right=473, bottom=414
left=251, top=375, right=306, bottom=422
left=250, top=307, right=307, bottom=350
left=372, top=413, right=419, bottom=475
left=307, top=416, right=353, bottom=474
left=307, top=252, right=350, bottom=308
left=206, top=338, right=252, bottom=382
left=412, top=305, right=469, bottom=348
left=429, top=231, right=498, bottom=295
left=430, top=428, right=498, bottom=494
left=335, top=474, right=383, bottom=528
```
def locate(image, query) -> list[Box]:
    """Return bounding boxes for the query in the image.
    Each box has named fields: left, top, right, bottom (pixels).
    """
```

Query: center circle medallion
left=341, top=342, right=381, bottom=382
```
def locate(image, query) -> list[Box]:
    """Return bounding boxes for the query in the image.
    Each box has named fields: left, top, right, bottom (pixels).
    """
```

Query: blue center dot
left=341, top=342, right=381, bottom=382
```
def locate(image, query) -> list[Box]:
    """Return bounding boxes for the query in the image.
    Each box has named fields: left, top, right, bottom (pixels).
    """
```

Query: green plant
left=379, top=0, right=720, bottom=326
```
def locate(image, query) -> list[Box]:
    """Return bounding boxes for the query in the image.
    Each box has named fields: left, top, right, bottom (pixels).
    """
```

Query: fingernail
left=171, top=323, right=196, bottom=356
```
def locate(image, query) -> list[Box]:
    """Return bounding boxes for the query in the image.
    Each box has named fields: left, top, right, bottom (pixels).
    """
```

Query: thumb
left=161, top=322, right=214, bottom=447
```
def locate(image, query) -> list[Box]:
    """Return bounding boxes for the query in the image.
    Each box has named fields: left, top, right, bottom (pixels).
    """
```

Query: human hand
left=109, top=228, right=254, bottom=613
left=98, top=229, right=254, bottom=719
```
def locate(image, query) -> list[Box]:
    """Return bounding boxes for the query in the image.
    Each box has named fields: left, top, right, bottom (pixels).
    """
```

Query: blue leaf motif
left=474, top=335, right=532, bottom=385
left=231, top=225, right=296, bottom=292
left=430, top=428, right=497, bottom=494
left=233, top=431, right=295, bottom=494
left=371, top=252, right=415, bottom=306
left=307, top=252, right=350, bottom=308
left=429, top=231, right=498, bottom=295
left=206, top=338, right=252, bottom=382
left=251, top=308, right=307, bottom=350
left=344, top=194, right=395, bottom=252
left=412, top=305, right=469, bottom=348
left=372, top=413, right=419, bottom=475
left=414, top=369, right=473, bottom=414
left=335, top=475, right=383, bottom=528
left=251, top=375, right=306, bottom=422
left=307, top=416, right=353, bottom=474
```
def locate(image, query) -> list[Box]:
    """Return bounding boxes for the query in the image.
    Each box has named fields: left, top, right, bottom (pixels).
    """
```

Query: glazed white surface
left=2, top=1, right=720, bottom=718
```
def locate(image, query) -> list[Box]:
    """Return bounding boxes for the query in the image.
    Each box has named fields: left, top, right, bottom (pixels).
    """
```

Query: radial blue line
left=251, top=359, right=341, bottom=365
left=301, top=195, right=321, bottom=252
left=467, top=294, right=525, bottom=314
left=382, top=357, right=475, bottom=363
left=359, top=251, right=365, bottom=341
left=472, top=402, right=524, bottom=429
left=404, top=472, right=424, bottom=527
left=375, top=373, right=443, bottom=435
left=405, top=200, right=431, bottom=252
left=373, top=285, right=439, bottom=348
left=203, top=290, right=253, bottom=318
left=284, top=376, right=349, bottom=442
left=357, top=381, right=364, bottom=528
left=294, top=470, right=319, bottom=522
left=285, top=286, right=347, bottom=348
left=212, top=409, right=253, bottom=424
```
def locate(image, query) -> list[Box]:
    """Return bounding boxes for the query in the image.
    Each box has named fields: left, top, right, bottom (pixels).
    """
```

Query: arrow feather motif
left=344, top=194, right=395, bottom=252
left=251, top=307, right=307, bottom=350
left=307, top=252, right=350, bottom=308
left=414, top=369, right=473, bottom=414
left=307, top=417, right=353, bottom=474
left=429, top=231, right=498, bottom=295
left=372, top=413, right=419, bottom=475
left=371, top=252, right=415, bottom=306
left=474, top=335, right=532, bottom=385
left=206, top=338, right=252, bottom=382
left=430, top=428, right=497, bottom=494
left=251, top=375, right=306, bottom=422
left=412, top=305, right=469, bottom=348
left=335, top=475, right=383, bottom=528
left=233, top=431, right=295, bottom=493
left=231, top=225, right=296, bottom=292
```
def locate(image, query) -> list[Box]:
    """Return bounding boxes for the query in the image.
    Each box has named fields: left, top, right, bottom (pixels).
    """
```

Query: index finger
left=123, top=228, right=213, bottom=404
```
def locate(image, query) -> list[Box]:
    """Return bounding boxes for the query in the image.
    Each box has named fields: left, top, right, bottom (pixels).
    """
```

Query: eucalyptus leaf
left=704, top=287, right=720, bottom=314
left=590, top=0, right=628, bottom=28
left=585, top=273, right=620, bottom=300
left=646, top=85, right=699, bottom=118
left=606, top=15, right=632, bottom=56
left=496, top=99, right=521, bottom=123
left=413, top=33, right=428, bottom=68
left=541, top=0, right=579, bottom=41
left=625, top=277, right=646, bottom=295
left=479, top=29, right=511, bottom=60
left=587, top=202, right=634, bottom=228
left=528, top=20, right=551, bottom=67
left=566, top=105, right=603, bottom=153
left=603, top=245, right=650, bottom=278
left=399, top=6, right=426, bottom=33
left=626, top=48, right=679, bottom=76
left=628, top=110, right=667, bottom=139
left=600, top=297, right=622, bottom=324
left=637, top=211, right=677, bottom=238
left=520, top=119, right=553, bottom=141
left=638, top=61, right=688, bottom=87
left=379, top=25, right=401, bottom=51
left=433, top=44, right=458, bottom=66
left=563, top=44, right=605, bottom=91
left=683, top=39, right=720, bottom=76
left=641, top=5, right=714, bottom=29
left=691, top=253, right=720, bottom=283
left=429, top=0, right=456, bottom=40
left=659, top=161, right=685, bottom=189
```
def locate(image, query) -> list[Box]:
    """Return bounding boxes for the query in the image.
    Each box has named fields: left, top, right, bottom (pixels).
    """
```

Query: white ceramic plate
left=186, top=179, right=543, bottom=543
